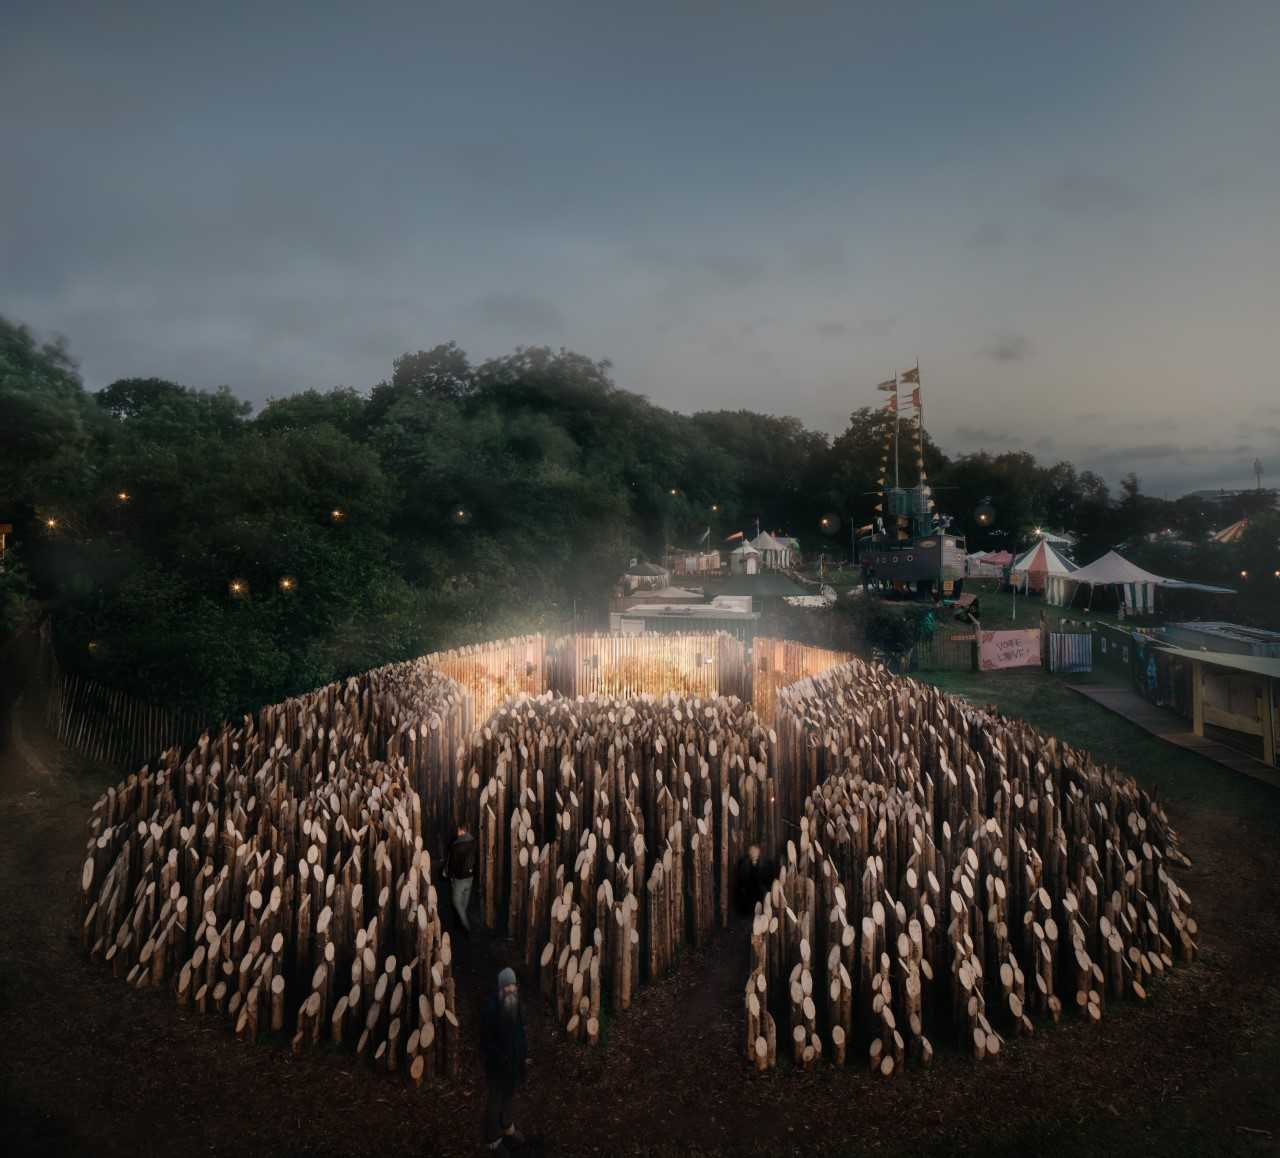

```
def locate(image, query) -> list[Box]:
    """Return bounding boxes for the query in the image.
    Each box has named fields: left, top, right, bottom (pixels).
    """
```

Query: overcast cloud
left=3, top=0, right=1278, bottom=494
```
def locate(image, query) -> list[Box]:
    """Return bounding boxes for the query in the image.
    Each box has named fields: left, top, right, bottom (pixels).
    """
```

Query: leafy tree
left=6, top=309, right=1276, bottom=705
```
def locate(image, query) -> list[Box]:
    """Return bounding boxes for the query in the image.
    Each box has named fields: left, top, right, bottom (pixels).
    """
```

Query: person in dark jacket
left=734, top=842, right=773, bottom=918
left=480, top=967, right=528, bottom=1151
left=445, top=823, right=477, bottom=934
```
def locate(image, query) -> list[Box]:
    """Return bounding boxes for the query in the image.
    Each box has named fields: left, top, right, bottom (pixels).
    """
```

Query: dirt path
left=3, top=641, right=1280, bottom=1157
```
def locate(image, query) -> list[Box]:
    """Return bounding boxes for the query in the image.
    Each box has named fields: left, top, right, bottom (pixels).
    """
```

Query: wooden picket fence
left=750, top=637, right=851, bottom=725
left=424, top=634, right=546, bottom=727
left=550, top=632, right=748, bottom=701
left=40, top=628, right=834, bottom=774
left=45, top=665, right=207, bottom=772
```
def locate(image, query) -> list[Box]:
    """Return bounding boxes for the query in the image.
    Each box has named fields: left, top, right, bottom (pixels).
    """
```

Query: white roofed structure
left=750, top=530, right=793, bottom=570
left=1047, top=550, right=1234, bottom=613
left=729, top=540, right=760, bottom=575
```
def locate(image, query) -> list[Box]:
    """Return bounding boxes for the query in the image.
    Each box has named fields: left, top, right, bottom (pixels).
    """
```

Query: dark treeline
left=2, top=317, right=1276, bottom=717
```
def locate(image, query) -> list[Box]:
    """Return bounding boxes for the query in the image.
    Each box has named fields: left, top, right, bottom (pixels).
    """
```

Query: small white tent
left=729, top=542, right=760, bottom=575
left=751, top=531, right=791, bottom=570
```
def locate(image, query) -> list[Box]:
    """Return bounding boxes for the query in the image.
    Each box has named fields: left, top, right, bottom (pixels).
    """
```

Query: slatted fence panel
left=912, top=630, right=976, bottom=671
left=1049, top=632, right=1092, bottom=673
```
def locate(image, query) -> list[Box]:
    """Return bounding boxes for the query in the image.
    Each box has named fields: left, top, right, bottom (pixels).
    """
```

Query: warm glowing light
left=229, top=579, right=247, bottom=596
left=711, top=504, right=719, bottom=512
left=669, top=488, right=678, bottom=496
left=45, top=517, right=58, bottom=529
left=1240, top=570, right=1248, bottom=578
left=330, top=508, right=345, bottom=522
left=1034, top=527, right=1041, bottom=535
left=278, top=576, right=296, bottom=592
left=116, top=491, right=130, bottom=502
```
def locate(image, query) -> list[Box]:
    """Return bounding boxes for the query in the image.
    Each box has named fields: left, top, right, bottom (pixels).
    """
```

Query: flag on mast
left=883, top=395, right=898, bottom=413
left=910, top=386, right=921, bottom=408
left=876, top=377, right=897, bottom=391
left=899, top=366, right=920, bottom=385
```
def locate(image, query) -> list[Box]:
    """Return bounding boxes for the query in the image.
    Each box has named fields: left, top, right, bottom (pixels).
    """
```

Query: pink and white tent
left=1010, top=540, right=1075, bottom=593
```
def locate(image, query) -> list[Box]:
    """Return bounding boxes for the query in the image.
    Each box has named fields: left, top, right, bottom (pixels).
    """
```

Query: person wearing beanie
left=479, top=967, right=529, bottom=1150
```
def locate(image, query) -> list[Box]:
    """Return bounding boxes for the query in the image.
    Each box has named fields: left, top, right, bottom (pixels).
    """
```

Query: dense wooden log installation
left=77, top=631, right=790, bottom=1078
left=454, top=691, right=780, bottom=1038
left=79, top=627, right=1192, bottom=1087
left=745, top=659, right=1194, bottom=1075
left=81, top=660, right=472, bottom=1086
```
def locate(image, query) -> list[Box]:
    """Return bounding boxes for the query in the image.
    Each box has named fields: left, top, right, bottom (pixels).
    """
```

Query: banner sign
left=979, top=629, right=1041, bottom=671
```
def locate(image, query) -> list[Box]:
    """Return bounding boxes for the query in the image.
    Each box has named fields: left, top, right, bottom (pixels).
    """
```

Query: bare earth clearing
left=3, top=638, right=1279, bottom=1157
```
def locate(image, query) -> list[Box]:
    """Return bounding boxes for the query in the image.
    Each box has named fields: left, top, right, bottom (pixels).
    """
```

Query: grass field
left=947, top=580, right=1125, bottom=631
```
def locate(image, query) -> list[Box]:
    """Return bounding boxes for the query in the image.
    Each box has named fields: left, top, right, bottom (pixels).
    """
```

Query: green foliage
left=0, top=550, right=37, bottom=638
left=842, top=596, right=935, bottom=666
left=4, top=310, right=1277, bottom=711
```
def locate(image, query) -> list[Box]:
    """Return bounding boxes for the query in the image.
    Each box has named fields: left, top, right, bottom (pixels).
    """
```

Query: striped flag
left=725, top=530, right=744, bottom=542
left=910, top=386, right=921, bottom=408
left=877, top=378, right=897, bottom=391
left=883, top=396, right=897, bottom=413
left=900, top=366, right=920, bottom=385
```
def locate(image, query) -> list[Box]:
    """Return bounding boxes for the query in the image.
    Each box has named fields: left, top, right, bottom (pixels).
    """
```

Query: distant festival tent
left=1046, top=550, right=1235, bottom=613
left=1211, top=518, right=1249, bottom=544
left=1009, top=539, right=1076, bottom=593
left=965, top=551, right=1003, bottom=578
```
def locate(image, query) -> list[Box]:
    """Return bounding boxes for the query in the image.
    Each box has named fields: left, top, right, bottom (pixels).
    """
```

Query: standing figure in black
left=480, top=967, right=528, bottom=1152
left=734, top=842, right=773, bottom=918
left=445, top=823, right=477, bottom=935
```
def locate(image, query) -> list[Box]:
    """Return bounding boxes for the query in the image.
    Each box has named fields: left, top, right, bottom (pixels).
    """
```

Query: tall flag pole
left=875, top=376, right=896, bottom=519
left=900, top=360, right=924, bottom=494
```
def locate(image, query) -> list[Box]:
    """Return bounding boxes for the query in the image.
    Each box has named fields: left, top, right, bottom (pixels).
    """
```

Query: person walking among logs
left=734, top=842, right=773, bottom=918
left=480, top=967, right=529, bottom=1152
left=446, top=822, right=477, bottom=935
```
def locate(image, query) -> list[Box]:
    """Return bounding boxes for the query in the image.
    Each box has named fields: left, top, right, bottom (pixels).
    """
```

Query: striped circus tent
left=1010, top=539, right=1076, bottom=593
left=1211, top=518, right=1248, bottom=544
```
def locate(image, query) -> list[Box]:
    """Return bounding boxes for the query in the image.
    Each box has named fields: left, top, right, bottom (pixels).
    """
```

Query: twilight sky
left=3, top=1, right=1278, bottom=495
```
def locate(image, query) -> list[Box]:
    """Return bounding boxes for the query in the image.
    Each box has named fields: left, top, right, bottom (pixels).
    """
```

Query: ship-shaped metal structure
left=858, top=364, right=967, bottom=595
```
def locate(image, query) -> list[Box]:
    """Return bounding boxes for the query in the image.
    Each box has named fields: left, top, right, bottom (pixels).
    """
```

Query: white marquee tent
left=1046, top=551, right=1164, bottom=612
left=1046, top=550, right=1235, bottom=613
